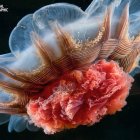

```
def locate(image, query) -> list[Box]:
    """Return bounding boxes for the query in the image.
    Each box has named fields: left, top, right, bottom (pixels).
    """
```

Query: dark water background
left=0, top=0, right=140, bottom=139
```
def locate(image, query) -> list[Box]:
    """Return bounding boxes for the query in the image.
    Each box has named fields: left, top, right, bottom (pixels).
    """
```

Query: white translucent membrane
left=9, top=14, right=34, bottom=58
left=123, top=2, right=140, bottom=36
left=0, top=91, right=13, bottom=103
left=0, top=53, right=25, bottom=89
left=8, top=19, right=101, bottom=71
left=0, top=0, right=140, bottom=133
left=8, top=115, right=39, bottom=132
left=85, top=0, right=140, bottom=38
left=129, top=11, right=140, bottom=37
left=33, top=3, right=85, bottom=36
left=85, top=0, right=112, bottom=17
left=0, top=53, right=17, bottom=104
left=9, top=47, right=41, bottom=71
left=0, top=53, right=15, bottom=66
left=8, top=4, right=103, bottom=71
left=9, top=3, right=85, bottom=57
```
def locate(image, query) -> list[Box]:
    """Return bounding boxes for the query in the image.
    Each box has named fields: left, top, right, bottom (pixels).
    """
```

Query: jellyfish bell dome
left=0, top=0, right=140, bottom=134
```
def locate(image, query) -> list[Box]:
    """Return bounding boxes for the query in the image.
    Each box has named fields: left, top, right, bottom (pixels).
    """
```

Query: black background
left=0, top=0, right=140, bottom=140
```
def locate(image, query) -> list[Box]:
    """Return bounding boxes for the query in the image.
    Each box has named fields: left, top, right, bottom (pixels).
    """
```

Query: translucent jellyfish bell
left=32, top=3, right=85, bottom=34
left=0, top=0, right=140, bottom=134
left=9, top=4, right=85, bottom=57
left=9, top=15, right=34, bottom=57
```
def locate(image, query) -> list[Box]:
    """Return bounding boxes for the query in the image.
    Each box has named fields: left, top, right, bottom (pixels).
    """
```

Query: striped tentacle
left=98, top=5, right=117, bottom=59
left=109, top=3, right=132, bottom=60
left=0, top=81, right=32, bottom=114
left=119, top=36, right=140, bottom=72
left=51, top=23, right=76, bottom=72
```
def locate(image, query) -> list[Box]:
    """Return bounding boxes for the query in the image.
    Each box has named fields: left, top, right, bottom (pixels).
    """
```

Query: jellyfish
left=0, top=0, right=140, bottom=134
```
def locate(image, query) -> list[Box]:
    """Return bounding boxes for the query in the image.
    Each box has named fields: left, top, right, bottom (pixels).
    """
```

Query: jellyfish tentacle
left=7, top=65, right=58, bottom=85
left=109, top=3, right=132, bottom=60
left=31, top=32, right=60, bottom=84
left=0, top=81, right=33, bottom=114
left=1, top=33, right=61, bottom=86
left=102, top=5, right=112, bottom=41
left=0, top=94, right=27, bottom=115
left=53, top=22, right=76, bottom=50
left=52, top=23, right=76, bottom=72
left=0, top=90, right=28, bottom=114
left=0, top=68, right=44, bottom=92
left=98, top=5, right=117, bottom=59
left=0, top=66, right=33, bottom=83
left=31, top=32, right=54, bottom=65
left=0, top=81, right=27, bottom=94
left=68, top=18, right=106, bottom=67
left=119, top=44, right=140, bottom=72
left=0, top=105, right=26, bottom=114
left=116, top=3, right=129, bottom=40
left=0, top=81, right=39, bottom=99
